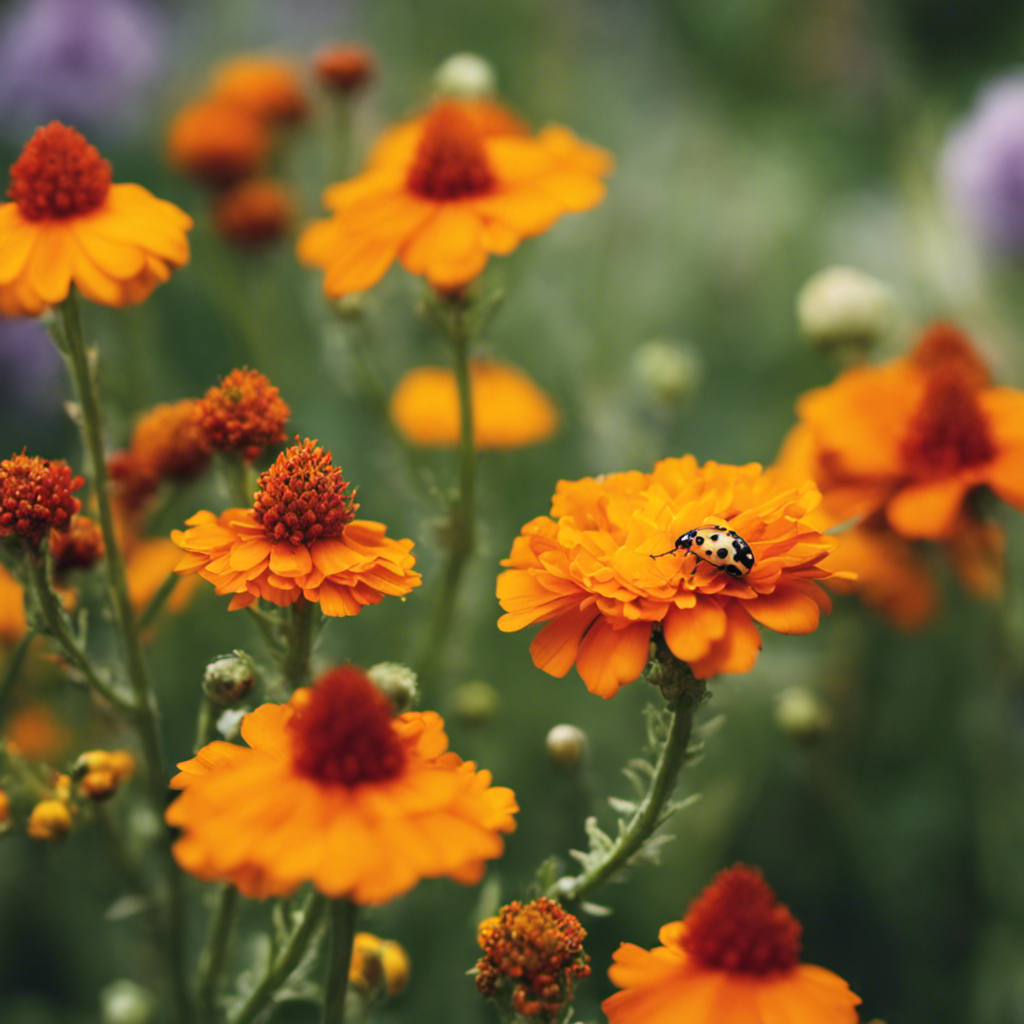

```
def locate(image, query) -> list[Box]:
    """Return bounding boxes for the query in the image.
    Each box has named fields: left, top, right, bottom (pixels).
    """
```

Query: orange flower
left=0, top=122, right=191, bottom=316
left=603, top=865, right=861, bottom=1024
left=498, top=458, right=843, bottom=697
left=795, top=323, right=1024, bottom=540
left=389, top=359, right=558, bottom=449
left=172, top=438, right=421, bottom=615
left=212, top=179, right=294, bottom=247
left=210, top=56, right=308, bottom=124
left=125, top=399, right=211, bottom=486
left=166, top=666, right=518, bottom=903
left=167, top=100, right=271, bottom=188
left=297, top=98, right=611, bottom=295
left=199, top=367, right=290, bottom=461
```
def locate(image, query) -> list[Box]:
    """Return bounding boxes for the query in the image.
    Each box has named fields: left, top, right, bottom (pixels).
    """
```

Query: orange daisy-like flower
left=166, top=666, right=518, bottom=903
left=603, top=865, right=861, bottom=1024
left=297, top=98, right=611, bottom=295
left=497, top=457, right=843, bottom=697
left=172, top=438, right=421, bottom=615
left=795, top=322, right=1024, bottom=540
left=213, top=179, right=294, bottom=248
left=210, top=56, right=308, bottom=124
left=167, top=100, right=271, bottom=188
left=389, top=359, right=559, bottom=449
left=0, top=122, right=191, bottom=316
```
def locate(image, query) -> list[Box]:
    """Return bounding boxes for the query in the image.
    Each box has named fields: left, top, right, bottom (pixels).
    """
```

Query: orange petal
left=662, top=599, right=725, bottom=663
left=268, top=542, right=313, bottom=577
left=744, top=583, right=824, bottom=634
left=575, top=618, right=651, bottom=698
left=527, top=605, right=598, bottom=677
left=885, top=477, right=971, bottom=540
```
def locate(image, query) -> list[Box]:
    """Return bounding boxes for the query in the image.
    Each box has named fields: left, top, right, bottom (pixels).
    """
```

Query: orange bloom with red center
left=603, top=865, right=861, bottom=1024
left=314, top=44, right=375, bottom=93
left=297, top=98, right=611, bottom=295
left=0, top=123, right=191, bottom=316
left=166, top=666, right=518, bottom=903
left=389, top=359, right=558, bottom=449
left=210, top=56, right=308, bottom=124
left=167, top=100, right=271, bottom=188
left=795, top=323, right=1024, bottom=540
left=0, top=453, right=82, bottom=549
left=213, top=179, right=294, bottom=248
left=172, top=438, right=421, bottom=615
left=498, top=457, right=843, bottom=697
left=200, top=367, right=290, bottom=460
left=476, top=897, right=590, bottom=1021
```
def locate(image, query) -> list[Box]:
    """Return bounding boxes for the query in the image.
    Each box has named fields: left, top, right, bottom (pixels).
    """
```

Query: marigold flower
left=297, top=98, right=611, bottom=295
left=603, top=865, right=861, bottom=1024
left=795, top=322, right=1024, bottom=540
left=167, top=100, right=271, bottom=188
left=390, top=359, right=558, bottom=449
left=314, top=44, right=375, bottom=93
left=200, top=367, right=290, bottom=460
left=172, top=438, right=421, bottom=615
left=0, top=122, right=191, bottom=316
left=213, top=179, right=294, bottom=248
left=127, top=399, right=211, bottom=487
left=50, top=514, right=104, bottom=574
left=210, top=56, right=308, bottom=124
left=166, top=666, right=518, bottom=903
left=476, top=897, right=590, bottom=1021
left=0, top=452, right=82, bottom=548
left=349, top=932, right=410, bottom=996
left=27, top=797, right=72, bottom=840
left=497, top=458, right=843, bottom=697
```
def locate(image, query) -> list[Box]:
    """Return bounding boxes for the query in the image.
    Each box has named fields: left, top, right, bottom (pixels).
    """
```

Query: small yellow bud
left=379, top=939, right=410, bottom=996
left=450, top=680, right=501, bottom=725
left=107, top=750, right=136, bottom=783
left=53, top=772, right=72, bottom=802
left=546, top=723, right=587, bottom=769
left=80, top=768, right=119, bottom=801
left=101, top=979, right=155, bottom=1024
left=367, top=662, right=419, bottom=713
left=203, top=653, right=255, bottom=706
left=796, top=265, right=896, bottom=354
left=630, top=339, right=703, bottom=405
left=27, top=798, right=72, bottom=840
left=774, top=686, right=831, bottom=743
left=349, top=933, right=410, bottom=998
left=433, top=53, right=497, bottom=99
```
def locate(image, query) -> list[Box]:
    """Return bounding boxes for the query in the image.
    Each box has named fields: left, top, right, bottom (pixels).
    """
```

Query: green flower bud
left=796, top=266, right=896, bottom=354
left=433, top=53, right=497, bottom=100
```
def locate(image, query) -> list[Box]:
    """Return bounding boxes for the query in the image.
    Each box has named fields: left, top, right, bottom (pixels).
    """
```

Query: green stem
left=0, top=631, right=34, bottom=723
left=221, top=454, right=256, bottom=509
left=52, top=292, right=191, bottom=1022
left=137, top=572, right=180, bottom=631
left=415, top=300, right=476, bottom=680
left=197, top=884, right=240, bottom=1024
left=229, top=894, right=327, bottom=1024
left=245, top=605, right=285, bottom=660
left=550, top=661, right=704, bottom=904
left=322, top=899, right=357, bottom=1024
left=327, top=94, right=354, bottom=183
left=282, top=599, right=316, bottom=690
left=195, top=695, right=218, bottom=751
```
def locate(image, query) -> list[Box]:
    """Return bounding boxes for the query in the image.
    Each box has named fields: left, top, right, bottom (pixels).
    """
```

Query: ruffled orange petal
left=574, top=618, right=651, bottom=698
left=527, top=605, right=598, bottom=677
left=885, top=476, right=972, bottom=540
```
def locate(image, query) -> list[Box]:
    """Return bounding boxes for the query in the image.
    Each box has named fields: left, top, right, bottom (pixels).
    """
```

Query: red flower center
left=252, top=438, right=356, bottom=546
left=0, top=453, right=84, bottom=549
left=407, top=102, right=496, bottom=200
left=289, top=667, right=406, bottom=786
left=8, top=122, right=112, bottom=221
left=911, top=322, right=990, bottom=389
left=680, top=865, right=802, bottom=974
left=901, top=366, right=995, bottom=477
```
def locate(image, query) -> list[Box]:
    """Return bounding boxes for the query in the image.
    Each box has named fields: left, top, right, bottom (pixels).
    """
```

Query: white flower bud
left=796, top=266, right=896, bottom=353
left=101, top=980, right=155, bottom=1024
left=546, top=723, right=587, bottom=769
left=774, top=686, right=831, bottom=743
left=203, top=652, right=255, bottom=706
left=433, top=53, right=497, bottom=100
left=367, top=662, right=419, bottom=713
left=630, top=339, right=703, bottom=406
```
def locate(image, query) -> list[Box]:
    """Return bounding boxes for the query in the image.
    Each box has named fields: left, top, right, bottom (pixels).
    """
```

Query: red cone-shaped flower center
left=407, top=102, right=496, bottom=200
left=911, top=322, right=990, bottom=389
left=289, top=666, right=406, bottom=786
left=0, top=453, right=83, bottom=549
left=8, top=122, right=112, bottom=220
left=680, top=865, right=802, bottom=974
left=252, top=438, right=356, bottom=546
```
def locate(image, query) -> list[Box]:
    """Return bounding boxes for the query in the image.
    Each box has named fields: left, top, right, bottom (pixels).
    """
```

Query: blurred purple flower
left=941, top=74, right=1024, bottom=254
left=0, top=319, right=62, bottom=420
left=0, top=0, right=165, bottom=134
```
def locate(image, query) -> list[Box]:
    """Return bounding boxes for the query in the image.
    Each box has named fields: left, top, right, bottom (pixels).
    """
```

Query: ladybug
left=650, top=524, right=755, bottom=578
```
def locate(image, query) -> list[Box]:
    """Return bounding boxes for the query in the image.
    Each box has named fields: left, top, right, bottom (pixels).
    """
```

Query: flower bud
left=433, top=53, right=497, bottom=99
left=630, top=339, right=703, bottom=406
left=796, top=266, right=896, bottom=354
left=314, top=44, right=375, bottom=93
left=27, top=798, right=72, bottom=840
left=349, top=932, right=409, bottom=997
left=450, top=680, right=501, bottom=725
left=545, top=723, right=587, bottom=770
left=774, top=686, right=831, bottom=743
left=379, top=939, right=411, bottom=996
left=203, top=653, right=256, bottom=706
left=367, top=662, right=419, bottom=713
left=100, top=979, right=156, bottom=1024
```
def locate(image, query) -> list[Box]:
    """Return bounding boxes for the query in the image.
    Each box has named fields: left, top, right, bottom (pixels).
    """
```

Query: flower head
left=390, top=359, right=559, bottom=449
left=167, top=100, right=270, bottom=188
left=211, top=56, right=308, bottom=124
left=498, top=457, right=842, bottom=697
left=314, top=44, right=375, bottom=93
left=297, top=98, right=611, bottom=295
left=75, top=748, right=135, bottom=800
left=50, top=514, right=104, bottom=574
left=172, top=438, right=421, bottom=615
left=213, top=179, right=294, bottom=247
left=793, top=322, right=1024, bottom=540
left=603, top=865, right=861, bottom=1024
left=0, top=452, right=82, bottom=548
left=27, top=797, right=72, bottom=840
left=0, top=121, right=191, bottom=316
left=125, top=399, right=211, bottom=488
left=476, top=897, right=590, bottom=1021
left=349, top=932, right=410, bottom=996
left=199, top=367, right=290, bottom=461
left=166, top=666, right=518, bottom=903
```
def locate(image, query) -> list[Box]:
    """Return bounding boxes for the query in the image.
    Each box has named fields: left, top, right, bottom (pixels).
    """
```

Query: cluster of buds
left=348, top=932, right=410, bottom=1000
left=50, top=514, right=105, bottom=576
left=0, top=452, right=83, bottom=551
left=74, top=749, right=136, bottom=801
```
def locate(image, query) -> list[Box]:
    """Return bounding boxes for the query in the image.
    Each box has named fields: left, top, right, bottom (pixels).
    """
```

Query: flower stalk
left=282, top=599, right=317, bottom=690
left=322, top=899, right=358, bottom=1024
left=197, top=884, right=240, bottom=1024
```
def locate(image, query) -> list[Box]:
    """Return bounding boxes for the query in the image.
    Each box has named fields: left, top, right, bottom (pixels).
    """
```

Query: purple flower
left=941, top=74, right=1024, bottom=254
left=0, top=0, right=165, bottom=134
left=0, top=318, right=62, bottom=421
